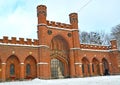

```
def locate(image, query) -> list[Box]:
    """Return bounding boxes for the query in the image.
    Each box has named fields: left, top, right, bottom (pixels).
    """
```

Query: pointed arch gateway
left=24, top=56, right=37, bottom=79
left=92, top=58, right=100, bottom=76
left=6, top=55, right=20, bottom=80
left=51, top=58, right=64, bottom=79
left=50, top=35, right=70, bottom=79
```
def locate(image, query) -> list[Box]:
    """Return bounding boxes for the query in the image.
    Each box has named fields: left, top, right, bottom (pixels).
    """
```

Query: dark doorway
left=102, top=58, right=110, bottom=75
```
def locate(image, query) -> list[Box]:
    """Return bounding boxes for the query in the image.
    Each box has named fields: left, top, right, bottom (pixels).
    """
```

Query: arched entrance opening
left=24, top=56, right=37, bottom=79
left=92, top=58, right=100, bottom=76
left=50, top=35, right=70, bottom=79
left=6, top=55, right=20, bottom=80
left=82, top=57, right=90, bottom=77
left=0, top=59, right=2, bottom=80
left=102, top=58, right=109, bottom=75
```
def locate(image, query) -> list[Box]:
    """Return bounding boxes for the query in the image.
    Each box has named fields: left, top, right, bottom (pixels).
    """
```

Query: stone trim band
left=37, top=62, right=48, bottom=65
left=38, top=45, right=49, bottom=48
left=1, top=63, right=6, bottom=65
left=75, top=63, right=82, bottom=65
left=0, top=43, right=50, bottom=48
left=38, top=23, right=79, bottom=32
left=70, top=48, right=81, bottom=50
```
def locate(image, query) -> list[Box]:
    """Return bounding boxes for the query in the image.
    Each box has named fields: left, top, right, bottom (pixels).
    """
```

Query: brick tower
left=69, top=13, right=82, bottom=77
left=36, top=4, right=120, bottom=79
left=37, top=5, right=51, bottom=79
left=37, top=5, right=81, bottom=78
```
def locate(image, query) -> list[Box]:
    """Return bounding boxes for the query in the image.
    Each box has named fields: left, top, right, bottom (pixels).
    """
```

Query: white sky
left=0, top=0, right=120, bottom=39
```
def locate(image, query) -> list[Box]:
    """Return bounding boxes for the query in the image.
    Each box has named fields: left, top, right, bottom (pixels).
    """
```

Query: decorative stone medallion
left=48, top=30, right=52, bottom=35
left=67, top=33, right=72, bottom=37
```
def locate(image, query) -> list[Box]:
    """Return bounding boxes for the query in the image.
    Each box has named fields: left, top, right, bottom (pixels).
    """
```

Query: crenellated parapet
left=0, top=36, right=38, bottom=45
left=80, top=43, right=109, bottom=50
left=47, top=20, right=72, bottom=29
left=80, top=39, right=118, bottom=51
left=37, top=5, right=78, bottom=30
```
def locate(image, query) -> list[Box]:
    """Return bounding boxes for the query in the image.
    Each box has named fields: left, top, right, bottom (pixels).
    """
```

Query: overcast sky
left=0, top=0, right=120, bottom=39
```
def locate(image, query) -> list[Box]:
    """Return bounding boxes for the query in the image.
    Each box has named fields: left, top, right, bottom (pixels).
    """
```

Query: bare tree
left=111, top=24, right=120, bottom=50
left=89, top=32, right=101, bottom=44
left=80, top=31, right=90, bottom=44
left=80, top=31, right=110, bottom=45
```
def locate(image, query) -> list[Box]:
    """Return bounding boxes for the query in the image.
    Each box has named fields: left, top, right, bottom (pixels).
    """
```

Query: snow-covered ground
left=0, top=75, right=120, bottom=85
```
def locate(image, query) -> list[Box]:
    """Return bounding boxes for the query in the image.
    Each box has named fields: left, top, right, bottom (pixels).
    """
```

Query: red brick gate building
left=0, top=5, right=120, bottom=81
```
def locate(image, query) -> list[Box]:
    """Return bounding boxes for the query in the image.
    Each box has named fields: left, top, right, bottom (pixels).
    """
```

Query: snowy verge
left=0, top=75, right=120, bottom=85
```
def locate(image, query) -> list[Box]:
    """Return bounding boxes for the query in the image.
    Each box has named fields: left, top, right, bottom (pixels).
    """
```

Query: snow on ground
left=0, top=75, right=120, bottom=85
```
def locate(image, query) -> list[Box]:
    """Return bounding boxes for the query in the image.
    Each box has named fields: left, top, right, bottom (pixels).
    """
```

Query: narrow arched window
left=88, top=64, right=90, bottom=74
left=10, top=64, right=15, bottom=75
left=26, top=64, right=31, bottom=76
left=82, top=64, right=84, bottom=73
left=92, top=64, right=94, bottom=73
